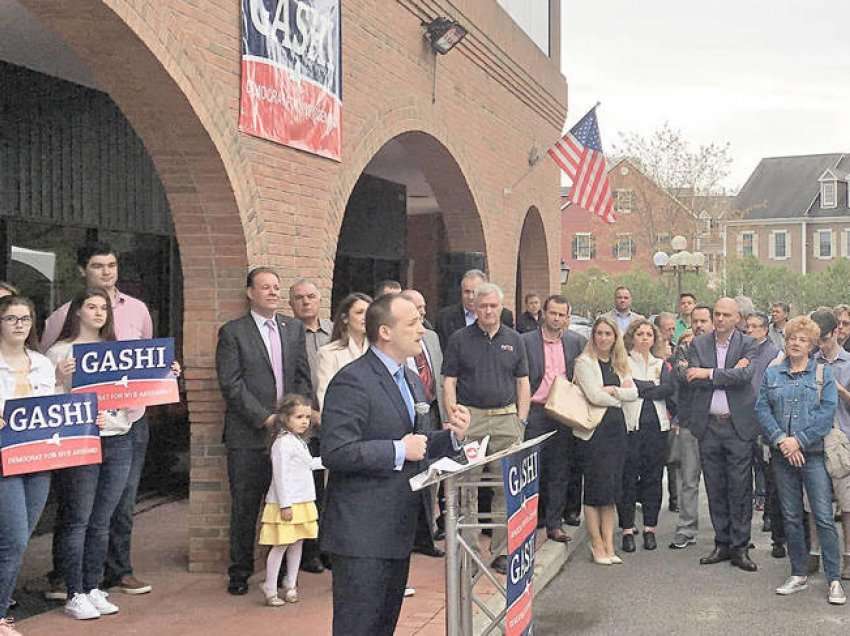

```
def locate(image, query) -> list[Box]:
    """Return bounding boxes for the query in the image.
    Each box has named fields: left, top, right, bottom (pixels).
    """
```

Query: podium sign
left=502, top=445, right=540, bottom=636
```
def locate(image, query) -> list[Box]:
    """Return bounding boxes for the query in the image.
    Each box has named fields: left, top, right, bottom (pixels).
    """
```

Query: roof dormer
left=818, top=168, right=840, bottom=209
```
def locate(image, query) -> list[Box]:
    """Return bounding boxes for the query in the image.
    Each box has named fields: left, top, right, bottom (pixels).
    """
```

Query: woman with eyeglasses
left=0, top=296, right=57, bottom=636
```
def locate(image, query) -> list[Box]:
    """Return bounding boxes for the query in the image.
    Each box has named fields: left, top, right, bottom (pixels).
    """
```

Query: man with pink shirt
left=42, top=242, right=155, bottom=598
left=521, top=294, right=586, bottom=543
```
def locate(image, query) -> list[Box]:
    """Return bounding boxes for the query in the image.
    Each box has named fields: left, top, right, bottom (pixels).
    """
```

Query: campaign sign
left=70, top=338, right=178, bottom=410
left=239, top=0, right=342, bottom=160
left=1, top=393, right=101, bottom=476
left=501, top=445, right=541, bottom=636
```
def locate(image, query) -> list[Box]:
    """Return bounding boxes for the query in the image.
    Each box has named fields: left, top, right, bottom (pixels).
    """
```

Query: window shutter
left=571, top=235, right=578, bottom=259
left=768, top=231, right=775, bottom=259
left=612, top=241, right=618, bottom=259
left=752, top=232, right=759, bottom=257
left=736, top=232, right=743, bottom=257
left=590, top=235, right=597, bottom=259
left=630, top=238, right=637, bottom=258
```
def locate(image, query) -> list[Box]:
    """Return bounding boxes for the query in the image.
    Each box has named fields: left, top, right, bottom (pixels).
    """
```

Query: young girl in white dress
left=259, top=394, right=322, bottom=606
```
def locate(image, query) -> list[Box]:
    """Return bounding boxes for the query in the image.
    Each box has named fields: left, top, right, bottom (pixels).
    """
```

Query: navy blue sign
left=71, top=338, right=179, bottom=410
left=501, top=445, right=541, bottom=636
left=1, top=393, right=100, bottom=475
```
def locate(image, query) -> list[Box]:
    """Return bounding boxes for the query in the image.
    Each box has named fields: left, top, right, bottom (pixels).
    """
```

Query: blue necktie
left=394, top=367, right=415, bottom=425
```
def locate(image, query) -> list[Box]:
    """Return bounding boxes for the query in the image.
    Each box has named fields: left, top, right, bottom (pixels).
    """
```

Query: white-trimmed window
left=738, top=231, right=757, bottom=257
left=698, top=211, right=712, bottom=235
left=655, top=233, right=671, bottom=249
left=614, top=234, right=634, bottom=260
left=574, top=233, right=593, bottom=260
left=613, top=189, right=634, bottom=214
left=815, top=229, right=834, bottom=259
left=822, top=181, right=838, bottom=209
left=769, top=230, right=789, bottom=260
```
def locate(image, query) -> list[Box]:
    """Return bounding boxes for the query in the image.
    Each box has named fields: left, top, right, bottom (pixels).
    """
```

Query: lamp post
left=653, top=236, right=704, bottom=296
left=560, top=260, right=571, bottom=286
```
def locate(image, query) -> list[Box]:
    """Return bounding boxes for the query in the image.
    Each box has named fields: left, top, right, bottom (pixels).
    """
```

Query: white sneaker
left=64, top=593, right=100, bottom=620
left=829, top=581, right=847, bottom=605
left=776, top=576, right=808, bottom=595
left=87, top=588, right=119, bottom=615
left=404, top=586, right=416, bottom=597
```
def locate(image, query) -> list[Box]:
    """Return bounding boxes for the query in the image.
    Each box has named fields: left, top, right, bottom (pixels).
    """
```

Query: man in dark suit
left=435, top=269, right=514, bottom=349
left=516, top=293, right=543, bottom=334
left=321, top=294, right=469, bottom=636
left=686, top=297, right=758, bottom=571
left=522, top=294, right=586, bottom=542
left=216, top=267, right=312, bottom=595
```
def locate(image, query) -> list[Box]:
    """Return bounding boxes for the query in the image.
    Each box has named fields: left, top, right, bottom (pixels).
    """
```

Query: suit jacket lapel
left=709, top=333, right=718, bottom=368
left=725, top=331, right=740, bottom=368
left=368, top=352, right=413, bottom=427
left=246, top=315, right=273, bottom=370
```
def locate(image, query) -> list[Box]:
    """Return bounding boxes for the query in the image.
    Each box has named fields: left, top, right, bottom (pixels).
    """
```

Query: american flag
left=548, top=107, right=615, bottom=223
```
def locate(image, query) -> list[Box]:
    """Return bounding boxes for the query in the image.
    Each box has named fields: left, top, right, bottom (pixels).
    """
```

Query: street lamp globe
left=671, top=235, right=688, bottom=251
left=653, top=251, right=670, bottom=268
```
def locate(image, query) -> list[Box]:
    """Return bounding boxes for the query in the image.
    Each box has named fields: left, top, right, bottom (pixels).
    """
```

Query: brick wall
left=19, top=0, right=567, bottom=571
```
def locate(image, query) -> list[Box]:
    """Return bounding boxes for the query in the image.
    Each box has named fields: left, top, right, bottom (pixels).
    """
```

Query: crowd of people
left=5, top=250, right=850, bottom=636
left=216, top=270, right=850, bottom=635
left=0, top=242, right=180, bottom=636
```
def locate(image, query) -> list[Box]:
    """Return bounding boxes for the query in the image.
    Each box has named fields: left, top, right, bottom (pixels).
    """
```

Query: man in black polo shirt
left=443, top=282, right=530, bottom=575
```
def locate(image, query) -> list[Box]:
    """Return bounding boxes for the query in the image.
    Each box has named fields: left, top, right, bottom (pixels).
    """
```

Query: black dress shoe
left=300, top=556, right=325, bottom=573
left=730, top=549, right=758, bottom=572
left=621, top=533, right=636, bottom=553
left=668, top=501, right=680, bottom=513
left=771, top=543, right=787, bottom=559
left=699, top=546, right=732, bottom=565
left=546, top=528, right=571, bottom=543
left=413, top=545, right=446, bottom=558
left=643, top=531, right=657, bottom=551
left=433, top=528, right=446, bottom=541
left=564, top=513, right=581, bottom=527
left=227, top=580, right=249, bottom=595
left=491, top=555, right=508, bottom=575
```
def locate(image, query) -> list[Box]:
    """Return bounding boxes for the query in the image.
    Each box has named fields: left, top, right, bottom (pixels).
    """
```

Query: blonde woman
left=619, top=319, right=675, bottom=552
left=574, top=316, right=638, bottom=565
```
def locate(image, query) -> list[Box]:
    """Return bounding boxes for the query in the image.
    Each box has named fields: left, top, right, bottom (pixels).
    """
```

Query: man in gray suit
left=686, top=297, right=758, bottom=572
left=402, top=289, right=446, bottom=557
left=522, top=294, right=586, bottom=542
left=216, top=267, right=312, bottom=595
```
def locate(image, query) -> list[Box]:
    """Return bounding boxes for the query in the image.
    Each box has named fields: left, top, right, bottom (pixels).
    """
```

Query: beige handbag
left=544, top=376, right=606, bottom=434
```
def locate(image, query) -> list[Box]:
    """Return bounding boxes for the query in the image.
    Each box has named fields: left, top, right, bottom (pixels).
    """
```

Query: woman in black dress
left=574, top=316, right=638, bottom=565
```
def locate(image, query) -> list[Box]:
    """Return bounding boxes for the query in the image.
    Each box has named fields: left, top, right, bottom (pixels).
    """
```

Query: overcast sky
left=561, top=1, right=850, bottom=192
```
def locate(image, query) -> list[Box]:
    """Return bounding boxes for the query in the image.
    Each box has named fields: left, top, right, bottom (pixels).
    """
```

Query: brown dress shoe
left=546, top=528, right=571, bottom=543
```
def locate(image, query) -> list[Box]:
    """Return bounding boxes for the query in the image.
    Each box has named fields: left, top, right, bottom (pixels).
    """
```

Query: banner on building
left=71, top=338, right=179, bottom=410
left=240, top=0, right=342, bottom=161
left=1, top=393, right=101, bottom=476
left=501, top=445, right=541, bottom=636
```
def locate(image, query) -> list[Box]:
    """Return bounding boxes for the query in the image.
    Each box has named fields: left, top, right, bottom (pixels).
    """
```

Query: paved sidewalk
left=15, top=500, right=571, bottom=636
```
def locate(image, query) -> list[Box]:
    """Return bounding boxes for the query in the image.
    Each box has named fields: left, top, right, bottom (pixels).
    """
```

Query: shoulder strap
left=816, top=363, right=824, bottom=402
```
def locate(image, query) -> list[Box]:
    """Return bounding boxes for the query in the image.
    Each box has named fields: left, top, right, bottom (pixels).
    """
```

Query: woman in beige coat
left=574, top=316, right=638, bottom=565
left=315, top=293, right=371, bottom=411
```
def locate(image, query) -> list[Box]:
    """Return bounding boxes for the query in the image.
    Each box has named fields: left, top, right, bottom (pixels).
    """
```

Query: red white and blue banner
left=1, top=393, right=101, bottom=476
left=501, top=445, right=541, bottom=636
left=70, top=338, right=179, bottom=411
left=239, top=0, right=342, bottom=161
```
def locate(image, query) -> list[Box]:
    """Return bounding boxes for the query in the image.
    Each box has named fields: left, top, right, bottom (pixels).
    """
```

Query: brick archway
left=516, top=206, right=550, bottom=306
left=17, top=0, right=255, bottom=570
left=325, top=99, right=489, bottom=281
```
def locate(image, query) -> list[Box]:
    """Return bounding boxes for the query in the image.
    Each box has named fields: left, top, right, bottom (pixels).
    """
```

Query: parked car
left=569, top=315, right=592, bottom=340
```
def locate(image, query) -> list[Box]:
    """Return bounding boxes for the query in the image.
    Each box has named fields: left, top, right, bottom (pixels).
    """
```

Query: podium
left=411, top=432, right=555, bottom=636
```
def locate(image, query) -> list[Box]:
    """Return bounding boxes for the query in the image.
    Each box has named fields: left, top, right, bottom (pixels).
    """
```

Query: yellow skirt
left=258, top=501, right=319, bottom=545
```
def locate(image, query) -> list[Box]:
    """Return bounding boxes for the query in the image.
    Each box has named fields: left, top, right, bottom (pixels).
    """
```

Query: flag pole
left=503, top=101, right=601, bottom=196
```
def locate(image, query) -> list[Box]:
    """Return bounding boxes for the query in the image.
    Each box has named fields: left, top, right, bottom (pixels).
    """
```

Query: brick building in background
left=726, top=153, right=850, bottom=274
left=561, top=159, right=698, bottom=276
left=0, top=1, right=567, bottom=572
